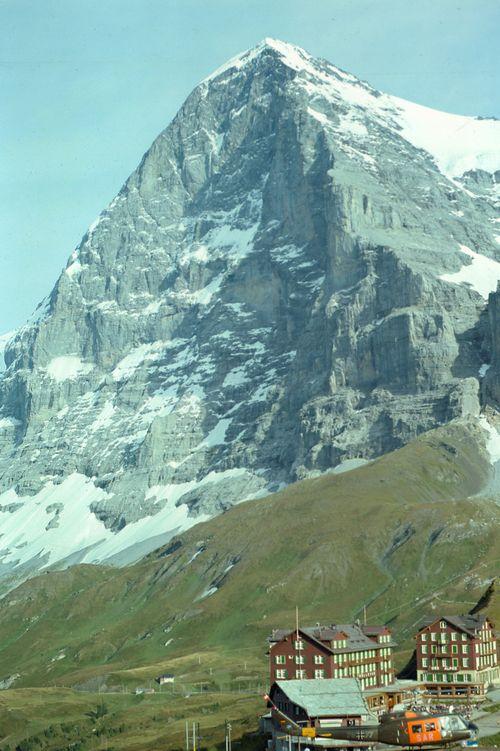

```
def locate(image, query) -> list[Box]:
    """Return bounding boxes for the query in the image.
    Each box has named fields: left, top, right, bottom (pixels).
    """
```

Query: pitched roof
left=418, top=614, right=488, bottom=636
left=361, top=624, right=390, bottom=636
left=268, top=623, right=396, bottom=652
left=273, top=678, right=368, bottom=717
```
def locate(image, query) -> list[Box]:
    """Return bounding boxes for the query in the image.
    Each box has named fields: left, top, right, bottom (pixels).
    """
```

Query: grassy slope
left=0, top=418, right=499, bottom=749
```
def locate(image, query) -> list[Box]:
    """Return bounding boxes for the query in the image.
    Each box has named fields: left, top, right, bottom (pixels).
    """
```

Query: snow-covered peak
left=203, top=37, right=354, bottom=85
left=203, top=38, right=500, bottom=182
left=389, top=96, right=500, bottom=179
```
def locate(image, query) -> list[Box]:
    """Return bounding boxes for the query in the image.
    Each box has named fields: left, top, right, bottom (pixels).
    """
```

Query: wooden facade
left=415, top=614, right=499, bottom=699
left=268, top=623, right=395, bottom=690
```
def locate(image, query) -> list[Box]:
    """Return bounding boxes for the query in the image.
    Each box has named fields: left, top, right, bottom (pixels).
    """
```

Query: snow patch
left=479, top=416, right=500, bottom=465
left=46, top=356, right=94, bottom=382
left=0, top=473, right=111, bottom=568
left=197, top=418, right=232, bottom=448
left=112, top=341, right=166, bottom=382
left=439, top=245, right=500, bottom=300
left=332, top=458, right=370, bottom=474
left=307, top=107, right=329, bottom=126
left=223, top=367, right=249, bottom=387
left=196, top=586, right=218, bottom=601
left=391, top=97, right=500, bottom=179
left=479, top=364, right=491, bottom=378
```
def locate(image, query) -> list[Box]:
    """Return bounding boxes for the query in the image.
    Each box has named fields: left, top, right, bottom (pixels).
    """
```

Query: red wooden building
left=268, top=622, right=395, bottom=690
left=415, top=614, right=499, bottom=699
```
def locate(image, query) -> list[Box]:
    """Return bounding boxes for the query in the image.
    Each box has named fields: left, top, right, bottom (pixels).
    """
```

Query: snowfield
left=440, top=245, right=500, bottom=300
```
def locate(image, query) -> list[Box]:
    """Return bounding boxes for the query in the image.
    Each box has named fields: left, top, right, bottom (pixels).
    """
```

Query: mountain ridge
left=0, top=38, right=499, bottom=581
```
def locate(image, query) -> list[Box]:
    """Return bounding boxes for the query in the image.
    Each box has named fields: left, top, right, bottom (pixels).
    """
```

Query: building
left=268, top=623, right=395, bottom=690
left=155, top=673, right=175, bottom=685
left=265, top=678, right=373, bottom=750
left=363, top=680, right=424, bottom=716
left=415, top=614, right=499, bottom=699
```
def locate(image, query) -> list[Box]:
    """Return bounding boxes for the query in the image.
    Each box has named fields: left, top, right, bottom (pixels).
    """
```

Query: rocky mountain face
left=0, top=39, right=499, bottom=577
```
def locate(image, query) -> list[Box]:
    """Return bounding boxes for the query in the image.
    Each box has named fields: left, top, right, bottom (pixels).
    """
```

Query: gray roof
left=273, top=678, right=368, bottom=717
left=269, top=623, right=396, bottom=653
left=419, top=614, right=488, bottom=636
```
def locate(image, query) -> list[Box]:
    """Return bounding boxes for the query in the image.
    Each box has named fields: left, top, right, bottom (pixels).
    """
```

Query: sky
left=1, top=0, right=499, bottom=332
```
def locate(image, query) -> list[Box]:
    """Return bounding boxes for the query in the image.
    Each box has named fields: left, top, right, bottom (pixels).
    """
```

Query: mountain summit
left=1, top=40, right=499, bottom=580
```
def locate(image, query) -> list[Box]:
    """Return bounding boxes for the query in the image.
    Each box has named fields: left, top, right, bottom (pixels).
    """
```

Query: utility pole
left=185, top=720, right=189, bottom=751
left=193, top=721, right=196, bottom=751
left=227, top=721, right=232, bottom=751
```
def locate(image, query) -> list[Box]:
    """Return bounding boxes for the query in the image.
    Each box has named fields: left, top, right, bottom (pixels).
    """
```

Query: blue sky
left=1, top=0, right=499, bottom=331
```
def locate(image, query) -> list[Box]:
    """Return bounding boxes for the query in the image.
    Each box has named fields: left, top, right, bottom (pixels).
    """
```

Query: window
left=294, top=640, right=304, bottom=650
left=422, top=645, right=428, bottom=654
left=463, top=645, right=469, bottom=654
left=425, top=723, right=436, bottom=732
left=431, top=633, right=437, bottom=641
left=412, top=725, right=422, bottom=734
left=451, top=632, right=457, bottom=642
left=452, top=645, right=458, bottom=654
left=422, top=658, right=428, bottom=668
left=276, top=669, right=287, bottom=679
left=314, top=669, right=325, bottom=679
left=421, top=633, right=427, bottom=641
left=314, top=655, right=324, bottom=665
left=295, top=655, right=305, bottom=665
left=275, top=655, right=286, bottom=664
left=461, top=633, right=467, bottom=641
left=463, top=658, right=469, bottom=668
left=452, top=659, right=458, bottom=668
left=440, top=621, right=447, bottom=629
left=295, top=669, right=307, bottom=679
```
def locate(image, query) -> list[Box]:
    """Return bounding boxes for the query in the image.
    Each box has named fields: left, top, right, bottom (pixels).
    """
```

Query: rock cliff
left=1, top=39, right=499, bottom=576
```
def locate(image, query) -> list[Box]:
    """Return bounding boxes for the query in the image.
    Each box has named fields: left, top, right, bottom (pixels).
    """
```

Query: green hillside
left=0, top=417, right=498, bottom=750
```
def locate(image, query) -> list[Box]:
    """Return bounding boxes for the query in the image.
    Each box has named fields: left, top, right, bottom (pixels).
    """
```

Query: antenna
left=363, top=605, right=367, bottom=626
left=296, top=605, right=299, bottom=641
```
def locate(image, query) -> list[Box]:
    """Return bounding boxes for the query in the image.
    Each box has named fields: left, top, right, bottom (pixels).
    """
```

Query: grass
left=481, top=733, right=500, bottom=747
left=0, top=418, right=498, bottom=750
left=483, top=704, right=500, bottom=714
left=0, top=686, right=265, bottom=751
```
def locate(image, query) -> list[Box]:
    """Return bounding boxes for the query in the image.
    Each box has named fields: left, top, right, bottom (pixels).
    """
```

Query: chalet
left=268, top=623, right=395, bottom=690
left=415, top=614, right=499, bottom=699
left=266, top=678, right=373, bottom=750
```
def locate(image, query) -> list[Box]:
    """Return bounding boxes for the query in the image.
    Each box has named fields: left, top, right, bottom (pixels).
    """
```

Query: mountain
left=0, top=420, right=498, bottom=692
left=0, top=332, right=15, bottom=373
left=1, top=38, right=500, bottom=581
